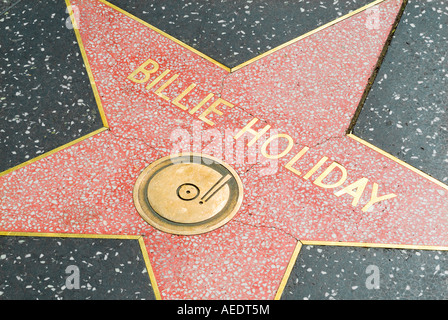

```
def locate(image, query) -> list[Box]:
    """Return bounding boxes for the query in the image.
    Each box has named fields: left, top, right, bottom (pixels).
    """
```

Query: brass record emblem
left=133, top=153, right=243, bottom=235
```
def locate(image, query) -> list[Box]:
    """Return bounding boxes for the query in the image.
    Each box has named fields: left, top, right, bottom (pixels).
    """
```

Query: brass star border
left=1, top=0, right=447, bottom=300
left=0, top=231, right=161, bottom=299
left=0, top=1, right=109, bottom=178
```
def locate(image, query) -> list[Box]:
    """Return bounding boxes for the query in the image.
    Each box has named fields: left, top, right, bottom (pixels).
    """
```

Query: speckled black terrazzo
left=353, top=0, right=448, bottom=184
left=0, top=236, right=156, bottom=300
left=281, top=245, right=448, bottom=300
left=106, top=0, right=375, bottom=68
left=0, top=0, right=17, bottom=14
left=0, top=0, right=104, bottom=173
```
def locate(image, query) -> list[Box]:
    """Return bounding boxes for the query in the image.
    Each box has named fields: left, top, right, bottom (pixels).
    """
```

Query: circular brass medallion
left=133, top=153, right=243, bottom=235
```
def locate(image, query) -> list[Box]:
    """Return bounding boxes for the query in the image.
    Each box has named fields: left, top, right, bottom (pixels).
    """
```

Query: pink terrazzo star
left=1, top=0, right=447, bottom=300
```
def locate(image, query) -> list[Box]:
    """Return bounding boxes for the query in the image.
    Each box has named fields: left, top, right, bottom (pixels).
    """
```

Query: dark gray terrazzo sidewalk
left=0, top=235, right=157, bottom=300
left=0, top=0, right=104, bottom=174
left=353, top=0, right=448, bottom=184
left=281, top=245, right=448, bottom=300
left=106, top=0, right=375, bottom=68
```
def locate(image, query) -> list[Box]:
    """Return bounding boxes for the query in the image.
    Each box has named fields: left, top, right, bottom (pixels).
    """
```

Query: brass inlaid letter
left=146, top=69, right=171, bottom=90
left=303, top=156, right=329, bottom=180
left=172, top=83, right=197, bottom=110
left=189, top=93, right=215, bottom=115
left=198, top=98, right=234, bottom=126
left=234, top=118, right=271, bottom=146
left=334, top=177, right=369, bottom=206
left=284, top=147, right=310, bottom=176
left=127, top=58, right=159, bottom=84
left=361, top=183, right=397, bottom=212
left=313, top=162, right=348, bottom=189
left=154, top=74, right=179, bottom=101
left=261, top=134, right=294, bottom=159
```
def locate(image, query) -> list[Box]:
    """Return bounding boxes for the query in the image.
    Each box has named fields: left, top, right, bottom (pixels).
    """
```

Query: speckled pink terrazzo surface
left=1, top=0, right=448, bottom=299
